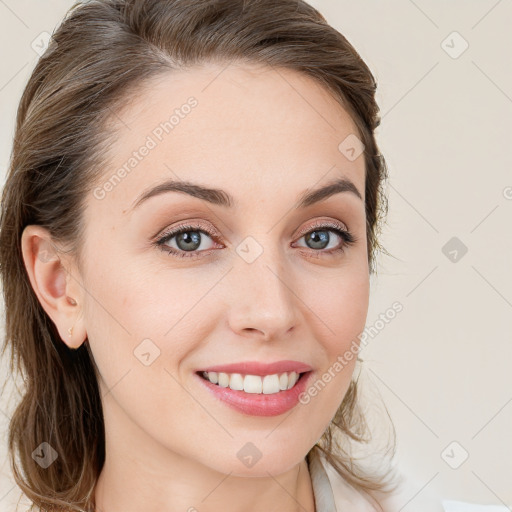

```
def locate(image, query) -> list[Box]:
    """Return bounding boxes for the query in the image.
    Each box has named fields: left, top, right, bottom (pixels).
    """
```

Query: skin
left=21, top=61, right=370, bottom=512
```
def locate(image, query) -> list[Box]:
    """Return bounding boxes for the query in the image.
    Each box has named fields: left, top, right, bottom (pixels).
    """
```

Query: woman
left=0, top=0, right=445, bottom=510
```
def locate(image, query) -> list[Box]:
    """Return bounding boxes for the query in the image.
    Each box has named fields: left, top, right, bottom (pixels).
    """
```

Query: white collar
left=307, top=450, right=378, bottom=512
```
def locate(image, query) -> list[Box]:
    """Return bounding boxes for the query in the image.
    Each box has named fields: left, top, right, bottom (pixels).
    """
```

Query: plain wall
left=1, top=1, right=511, bottom=510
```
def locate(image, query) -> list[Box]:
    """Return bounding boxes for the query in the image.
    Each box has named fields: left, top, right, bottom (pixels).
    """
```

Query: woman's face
left=77, top=61, right=369, bottom=476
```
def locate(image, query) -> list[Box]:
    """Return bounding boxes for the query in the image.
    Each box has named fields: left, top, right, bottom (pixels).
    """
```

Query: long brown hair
left=0, top=1, right=396, bottom=510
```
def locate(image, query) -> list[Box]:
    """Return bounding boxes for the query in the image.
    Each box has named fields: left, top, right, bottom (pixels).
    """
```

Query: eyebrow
left=130, top=176, right=363, bottom=211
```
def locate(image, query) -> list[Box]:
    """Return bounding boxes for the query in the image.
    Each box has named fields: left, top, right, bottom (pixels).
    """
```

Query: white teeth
left=262, top=374, right=280, bottom=394
left=286, top=371, right=298, bottom=390
left=201, top=371, right=302, bottom=394
left=244, top=375, right=262, bottom=394
left=218, top=372, right=229, bottom=387
left=229, top=373, right=244, bottom=391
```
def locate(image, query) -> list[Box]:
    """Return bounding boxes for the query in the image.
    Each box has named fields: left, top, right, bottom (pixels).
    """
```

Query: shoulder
left=316, top=453, right=445, bottom=512
left=366, top=473, right=445, bottom=512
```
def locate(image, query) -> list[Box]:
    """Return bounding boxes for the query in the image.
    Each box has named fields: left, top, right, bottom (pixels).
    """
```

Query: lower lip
left=195, top=371, right=314, bottom=417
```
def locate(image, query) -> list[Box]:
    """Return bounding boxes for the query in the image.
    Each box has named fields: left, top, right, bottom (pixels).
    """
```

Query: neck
left=92, top=397, right=316, bottom=512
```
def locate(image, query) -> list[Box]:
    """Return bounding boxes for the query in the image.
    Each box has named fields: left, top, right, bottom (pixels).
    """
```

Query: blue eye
left=155, top=221, right=356, bottom=260
left=295, top=225, right=356, bottom=254
left=155, top=224, right=218, bottom=259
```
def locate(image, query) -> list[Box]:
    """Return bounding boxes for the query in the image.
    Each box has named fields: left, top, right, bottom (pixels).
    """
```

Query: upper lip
left=197, top=360, right=313, bottom=376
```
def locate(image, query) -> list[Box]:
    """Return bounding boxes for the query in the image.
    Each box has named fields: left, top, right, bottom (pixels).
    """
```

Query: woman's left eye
left=155, top=221, right=356, bottom=259
left=293, top=222, right=356, bottom=255
left=292, top=221, right=356, bottom=257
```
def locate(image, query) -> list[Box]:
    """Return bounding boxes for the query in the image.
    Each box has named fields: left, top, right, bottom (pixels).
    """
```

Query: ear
left=20, top=225, right=87, bottom=349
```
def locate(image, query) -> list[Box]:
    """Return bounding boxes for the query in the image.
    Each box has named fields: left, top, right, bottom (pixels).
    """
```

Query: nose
left=225, top=245, right=299, bottom=342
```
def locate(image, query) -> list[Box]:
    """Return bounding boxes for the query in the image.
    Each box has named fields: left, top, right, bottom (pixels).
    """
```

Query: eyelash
left=154, top=220, right=357, bottom=260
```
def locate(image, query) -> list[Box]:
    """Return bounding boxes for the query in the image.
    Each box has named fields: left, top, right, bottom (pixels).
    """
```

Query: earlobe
left=20, top=225, right=87, bottom=349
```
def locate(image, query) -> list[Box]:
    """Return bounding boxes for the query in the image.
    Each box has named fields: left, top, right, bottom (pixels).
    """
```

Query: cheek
left=303, top=264, right=370, bottom=350
left=82, top=255, right=215, bottom=387
left=296, top=267, right=368, bottom=413
left=79, top=257, right=164, bottom=385
left=331, top=279, right=369, bottom=351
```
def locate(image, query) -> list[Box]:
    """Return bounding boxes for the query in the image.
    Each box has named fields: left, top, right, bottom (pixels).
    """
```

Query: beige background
left=1, top=0, right=511, bottom=510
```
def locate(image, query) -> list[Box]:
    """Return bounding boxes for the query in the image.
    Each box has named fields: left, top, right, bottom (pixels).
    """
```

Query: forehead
left=92, top=61, right=365, bottom=215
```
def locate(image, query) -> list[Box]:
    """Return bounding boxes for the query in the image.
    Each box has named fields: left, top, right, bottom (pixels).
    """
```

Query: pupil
left=307, top=230, right=329, bottom=249
left=177, top=231, right=201, bottom=251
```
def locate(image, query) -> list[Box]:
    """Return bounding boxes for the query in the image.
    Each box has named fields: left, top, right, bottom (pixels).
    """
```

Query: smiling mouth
left=197, top=370, right=309, bottom=395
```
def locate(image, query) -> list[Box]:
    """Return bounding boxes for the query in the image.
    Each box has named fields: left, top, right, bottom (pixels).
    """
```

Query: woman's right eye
left=155, top=224, right=220, bottom=259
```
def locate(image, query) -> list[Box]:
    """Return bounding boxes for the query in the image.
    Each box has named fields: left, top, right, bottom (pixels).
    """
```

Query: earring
left=67, top=298, right=78, bottom=338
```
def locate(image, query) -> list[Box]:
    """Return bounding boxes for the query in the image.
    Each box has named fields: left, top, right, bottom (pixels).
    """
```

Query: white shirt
left=307, top=449, right=505, bottom=512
